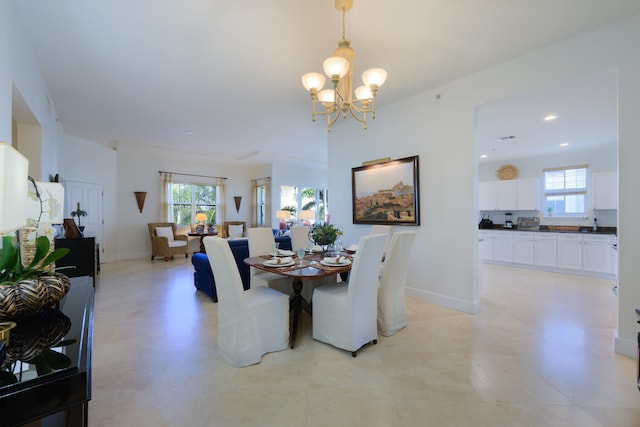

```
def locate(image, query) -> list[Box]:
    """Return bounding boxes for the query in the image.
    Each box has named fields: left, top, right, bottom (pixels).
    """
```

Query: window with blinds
left=543, top=165, right=588, bottom=218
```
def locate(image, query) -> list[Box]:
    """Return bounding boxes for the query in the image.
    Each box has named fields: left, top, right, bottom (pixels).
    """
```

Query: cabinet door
left=513, top=232, right=534, bottom=264
left=478, top=230, right=493, bottom=260
left=516, top=178, right=539, bottom=210
left=496, top=180, right=517, bottom=210
left=592, top=172, right=617, bottom=210
left=582, top=234, right=615, bottom=274
left=478, top=181, right=497, bottom=211
left=492, top=231, right=513, bottom=262
left=557, top=234, right=582, bottom=270
left=534, top=233, right=557, bottom=267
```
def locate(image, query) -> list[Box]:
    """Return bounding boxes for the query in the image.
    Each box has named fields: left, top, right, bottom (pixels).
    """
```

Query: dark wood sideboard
left=55, top=237, right=98, bottom=286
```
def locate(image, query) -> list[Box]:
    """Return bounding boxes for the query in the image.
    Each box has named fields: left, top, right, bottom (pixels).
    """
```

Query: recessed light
left=560, top=142, right=569, bottom=147
left=495, top=135, right=516, bottom=142
left=185, top=130, right=193, bottom=135
left=544, top=115, right=558, bottom=121
left=480, top=154, right=488, bottom=158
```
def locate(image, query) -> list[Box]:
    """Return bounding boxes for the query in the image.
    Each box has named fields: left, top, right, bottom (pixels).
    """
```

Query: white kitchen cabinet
left=592, top=172, right=617, bottom=210
left=516, top=178, right=539, bottom=210
left=513, top=231, right=534, bottom=264
left=478, top=230, right=493, bottom=260
left=496, top=180, right=517, bottom=210
left=492, top=230, right=513, bottom=262
left=582, top=234, right=616, bottom=275
left=478, top=181, right=497, bottom=211
left=557, top=233, right=582, bottom=270
left=534, top=233, right=557, bottom=267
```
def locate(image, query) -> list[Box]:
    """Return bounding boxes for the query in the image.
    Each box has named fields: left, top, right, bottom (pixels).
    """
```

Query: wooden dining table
left=244, top=251, right=353, bottom=349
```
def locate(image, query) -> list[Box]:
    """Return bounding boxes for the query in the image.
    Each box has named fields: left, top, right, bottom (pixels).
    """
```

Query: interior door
left=63, top=180, right=104, bottom=256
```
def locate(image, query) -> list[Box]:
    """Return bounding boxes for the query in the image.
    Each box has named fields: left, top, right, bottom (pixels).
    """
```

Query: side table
left=188, top=231, right=218, bottom=254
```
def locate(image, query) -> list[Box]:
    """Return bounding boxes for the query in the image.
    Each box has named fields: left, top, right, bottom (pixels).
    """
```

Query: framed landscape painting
left=351, top=155, right=420, bottom=225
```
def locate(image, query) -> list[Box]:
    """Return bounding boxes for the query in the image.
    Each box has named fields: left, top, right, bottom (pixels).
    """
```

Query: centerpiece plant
left=310, top=223, right=343, bottom=253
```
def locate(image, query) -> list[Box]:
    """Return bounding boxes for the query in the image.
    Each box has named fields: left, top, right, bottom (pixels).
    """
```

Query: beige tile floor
left=89, top=258, right=639, bottom=427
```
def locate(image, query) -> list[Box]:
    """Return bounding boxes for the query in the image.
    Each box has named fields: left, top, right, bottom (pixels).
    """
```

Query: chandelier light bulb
left=301, top=73, right=326, bottom=92
left=323, top=56, right=350, bottom=80
left=354, top=85, right=373, bottom=100
left=317, top=89, right=336, bottom=104
left=362, top=68, right=387, bottom=87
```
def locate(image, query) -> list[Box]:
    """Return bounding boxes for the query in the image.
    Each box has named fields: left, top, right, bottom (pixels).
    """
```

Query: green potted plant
left=70, top=202, right=88, bottom=232
left=311, top=223, right=343, bottom=253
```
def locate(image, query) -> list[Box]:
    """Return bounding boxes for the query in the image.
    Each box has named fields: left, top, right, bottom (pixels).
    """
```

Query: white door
left=63, top=180, right=104, bottom=255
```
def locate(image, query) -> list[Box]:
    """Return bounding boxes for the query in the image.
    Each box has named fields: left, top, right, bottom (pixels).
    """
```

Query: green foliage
left=0, top=235, right=69, bottom=285
left=311, top=223, right=343, bottom=246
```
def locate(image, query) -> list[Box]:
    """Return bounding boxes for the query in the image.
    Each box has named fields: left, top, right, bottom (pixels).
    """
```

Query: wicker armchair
left=148, top=222, right=189, bottom=261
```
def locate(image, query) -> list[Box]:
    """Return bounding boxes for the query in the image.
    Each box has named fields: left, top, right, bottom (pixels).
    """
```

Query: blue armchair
left=191, top=236, right=292, bottom=302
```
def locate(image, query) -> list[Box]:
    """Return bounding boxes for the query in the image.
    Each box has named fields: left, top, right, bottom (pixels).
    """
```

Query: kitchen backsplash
left=478, top=209, right=617, bottom=228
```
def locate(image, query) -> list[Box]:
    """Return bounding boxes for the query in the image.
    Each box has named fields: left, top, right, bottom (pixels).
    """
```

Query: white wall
left=328, top=15, right=640, bottom=357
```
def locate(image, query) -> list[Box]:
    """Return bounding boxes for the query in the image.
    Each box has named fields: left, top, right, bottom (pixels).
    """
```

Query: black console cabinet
left=55, top=237, right=97, bottom=285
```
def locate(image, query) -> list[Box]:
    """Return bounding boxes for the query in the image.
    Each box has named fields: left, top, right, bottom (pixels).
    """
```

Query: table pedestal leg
left=290, top=278, right=311, bottom=349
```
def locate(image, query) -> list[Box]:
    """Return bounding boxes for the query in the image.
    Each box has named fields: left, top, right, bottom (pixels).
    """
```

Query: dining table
left=244, top=250, right=353, bottom=349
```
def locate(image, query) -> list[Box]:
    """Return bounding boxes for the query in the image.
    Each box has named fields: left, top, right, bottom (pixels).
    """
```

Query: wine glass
left=272, top=242, right=280, bottom=259
left=296, top=247, right=306, bottom=265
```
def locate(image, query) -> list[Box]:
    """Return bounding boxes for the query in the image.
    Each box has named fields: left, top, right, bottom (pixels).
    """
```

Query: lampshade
left=301, top=73, right=326, bottom=92
left=299, top=210, right=315, bottom=220
left=0, top=143, right=29, bottom=235
left=322, top=56, right=349, bottom=79
left=276, top=210, right=290, bottom=220
left=362, top=68, right=387, bottom=87
left=195, top=213, right=207, bottom=223
left=27, top=181, right=65, bottom=225
left=354, top=85, right=373, bottom=100
left=317, top=89, right=335, bottom=104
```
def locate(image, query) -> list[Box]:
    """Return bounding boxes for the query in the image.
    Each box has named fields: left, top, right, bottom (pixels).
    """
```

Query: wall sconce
left=134, top=191, right=147, bottom=213
left=233, top=196, right=242, bottom=213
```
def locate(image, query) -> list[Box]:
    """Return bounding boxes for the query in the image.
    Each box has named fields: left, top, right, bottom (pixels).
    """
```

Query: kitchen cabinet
left=513, top=231, right=534, bottom=264
left=592, top=172, right=617, bottom=210
left=557, top=233, right=582, bottom=270
left=534, top=233, right=557, bottom=267
left=492, top=231, right=513, bottom=262
left=582, top=234, right=616, bottom=275
left=478, top=230, right=493, bottom=260
left=516, top=178, right=539, bottom=210
left=478, top=178, right=539, bottom=211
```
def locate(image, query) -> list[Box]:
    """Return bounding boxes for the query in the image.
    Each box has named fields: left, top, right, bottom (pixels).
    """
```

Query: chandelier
left=301, top=0, right=387, bottom=132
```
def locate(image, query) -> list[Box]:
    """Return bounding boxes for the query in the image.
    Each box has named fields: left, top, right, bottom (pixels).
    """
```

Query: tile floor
left=88, top=258, right=639, bottom=426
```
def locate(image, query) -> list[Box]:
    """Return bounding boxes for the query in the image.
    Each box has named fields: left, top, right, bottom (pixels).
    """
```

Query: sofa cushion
left=155, top=226, right=174, bottom=240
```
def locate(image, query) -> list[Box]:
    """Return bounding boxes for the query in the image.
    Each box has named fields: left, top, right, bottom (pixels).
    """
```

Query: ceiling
left=12, top=1, right=640, bottom=168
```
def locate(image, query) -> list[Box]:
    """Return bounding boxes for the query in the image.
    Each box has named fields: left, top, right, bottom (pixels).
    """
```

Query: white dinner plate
left=263, top=259, right=295, bottom=267
left=320, top=259, right=351, bottom=267
left=275, top=249, right=294, bottom=256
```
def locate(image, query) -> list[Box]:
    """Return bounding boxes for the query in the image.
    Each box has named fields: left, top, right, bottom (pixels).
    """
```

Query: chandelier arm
left=348, top=104, right=368, bottom=129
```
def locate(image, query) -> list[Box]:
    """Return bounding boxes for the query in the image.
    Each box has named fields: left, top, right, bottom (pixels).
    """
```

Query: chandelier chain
left=341, top=7, right=346, bottom=39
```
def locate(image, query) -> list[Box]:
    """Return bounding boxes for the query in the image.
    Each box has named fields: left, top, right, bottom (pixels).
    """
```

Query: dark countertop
left=480, top=225, right=617, bottom=235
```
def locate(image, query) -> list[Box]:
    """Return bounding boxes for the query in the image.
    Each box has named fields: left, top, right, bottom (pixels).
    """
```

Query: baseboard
left=614, top=333, right=637, bottom=358
left=406, top=287, right=480, bottom=314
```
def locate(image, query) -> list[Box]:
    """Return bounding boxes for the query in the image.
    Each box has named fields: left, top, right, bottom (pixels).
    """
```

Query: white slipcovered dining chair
left=247, top=227, right=300, bottom=297
left=312, top=233, right=387, bottom=357
left=290, top=225, right=310, bottom=252
left=203, top=236, right=289, bottom=367
left=370, top=225, right=392, bottom=254
left=377, top=231, right=416, bottom=337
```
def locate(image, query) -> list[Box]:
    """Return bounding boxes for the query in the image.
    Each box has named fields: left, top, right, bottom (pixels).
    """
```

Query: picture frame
left=351, top=155, right=420, bottom=225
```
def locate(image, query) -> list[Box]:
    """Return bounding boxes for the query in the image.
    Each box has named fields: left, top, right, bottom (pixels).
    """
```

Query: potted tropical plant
left=70, top=202, right=88, bottom=232
left=310, top=223, right=343, bottom=253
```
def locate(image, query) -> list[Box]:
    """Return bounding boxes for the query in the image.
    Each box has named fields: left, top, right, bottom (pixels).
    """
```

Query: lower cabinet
left=479, top=230, right=616, bottom=278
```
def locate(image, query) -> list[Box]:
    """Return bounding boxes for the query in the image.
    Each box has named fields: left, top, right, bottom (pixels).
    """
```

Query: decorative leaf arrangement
left=310, top=223, right=343, bottom=246
left=0, top=235, right=69, bottom=285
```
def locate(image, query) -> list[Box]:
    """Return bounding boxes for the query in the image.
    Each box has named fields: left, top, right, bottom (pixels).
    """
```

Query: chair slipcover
left=312, top=234, right=386, bottom=356
left=370, top=225, right=392, bottom=253
left=203, top=236, right=289, bottom=367
left=247, top=227, right=298, bottom=296
left=290, top=225, right=310, bottom=251
left=377, top=231, right=416, bottom=336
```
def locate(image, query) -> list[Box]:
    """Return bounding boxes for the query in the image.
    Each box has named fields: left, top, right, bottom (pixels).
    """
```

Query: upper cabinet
left=592, top=172, right=617, bottom=210
left=479, top=178, right=539, bottom=211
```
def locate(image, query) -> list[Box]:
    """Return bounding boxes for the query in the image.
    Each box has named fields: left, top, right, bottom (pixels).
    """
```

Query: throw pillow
left=228, top=225, right=243, bottom=238
left=155, top=226, right=174, bottom=241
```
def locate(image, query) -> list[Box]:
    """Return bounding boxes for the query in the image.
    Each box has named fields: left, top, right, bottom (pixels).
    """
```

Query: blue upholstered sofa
left=191, top=236, right=292, bottom=302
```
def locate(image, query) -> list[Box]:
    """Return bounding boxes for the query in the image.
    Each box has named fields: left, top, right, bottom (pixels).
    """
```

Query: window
left=543, top=165, right=588, bottom=218
left=256, top=184, right=267, bottom=226
left=170, top=183, right=217, bottom=226
left=280, top=186, right=328, bottom=224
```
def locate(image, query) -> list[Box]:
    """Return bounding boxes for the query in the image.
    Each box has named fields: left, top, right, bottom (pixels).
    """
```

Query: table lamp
left=299, top=210, right=315, bottom=223
left=276, top=210, right=289, bottom=231
left=195, top=213, right=207, bottom=225
left=0, top=144, right=29, bottom=235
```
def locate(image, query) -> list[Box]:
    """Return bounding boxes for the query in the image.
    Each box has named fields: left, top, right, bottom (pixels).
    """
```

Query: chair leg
left=373, top=339, right=378, bottom=345
left=151, top=255, right=154, bottom=261
left=184, top=253, right=188, bottom=258
left=351, top=351, right=357, bottom=358
left=164, top=256, right=169, bottom=261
